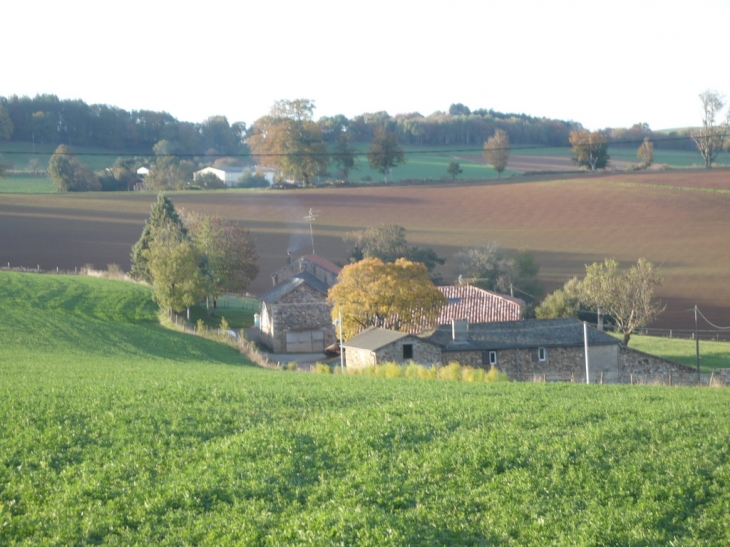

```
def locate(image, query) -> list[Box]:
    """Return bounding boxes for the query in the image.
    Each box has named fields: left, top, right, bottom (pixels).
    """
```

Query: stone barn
left=342, top=327, right=441, bottom=369
left=423, top=318, right=622, bottom=382
left=258, top=272, right=336, bottom=353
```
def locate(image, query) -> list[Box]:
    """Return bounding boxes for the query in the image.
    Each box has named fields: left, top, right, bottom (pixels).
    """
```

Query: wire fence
left=522, top=370, right=726, bottom=387
left=1, top=264, right=84, bottom=275
left=596, top=324, right=730, bottom=342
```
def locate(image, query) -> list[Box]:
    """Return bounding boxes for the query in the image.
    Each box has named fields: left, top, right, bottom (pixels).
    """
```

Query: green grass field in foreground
left=625, top=333, right=730, bottom=371
left=2, top=271, right=730, bottom=545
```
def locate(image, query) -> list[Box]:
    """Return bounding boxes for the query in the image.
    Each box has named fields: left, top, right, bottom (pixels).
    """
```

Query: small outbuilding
left=342, top=327, right=441, bottom=369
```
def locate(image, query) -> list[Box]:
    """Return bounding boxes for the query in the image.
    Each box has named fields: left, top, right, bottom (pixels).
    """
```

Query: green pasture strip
left=604, top=180, right=730, bottom=195
left=607, top=147, right=724, bottom=168
left=624, top=334, right=730, bottom=371
left=1, top=272, right=730, bottom=544
left=0, top=141, right=151, bottom=171
left=0, top=174, right=57, bottom=194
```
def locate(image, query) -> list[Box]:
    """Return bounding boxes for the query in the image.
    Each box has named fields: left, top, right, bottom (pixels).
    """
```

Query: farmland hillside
left=2, top=169, right=730, bottom=329
left=2, top=270, right=730, bottom=544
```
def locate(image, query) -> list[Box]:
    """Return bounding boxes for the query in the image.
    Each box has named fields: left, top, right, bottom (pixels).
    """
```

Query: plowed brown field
left=2, top=169, right=729, bottom=329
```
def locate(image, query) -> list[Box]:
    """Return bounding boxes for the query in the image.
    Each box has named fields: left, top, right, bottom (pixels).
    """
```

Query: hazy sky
left=4, top=0, right=730, bottom=130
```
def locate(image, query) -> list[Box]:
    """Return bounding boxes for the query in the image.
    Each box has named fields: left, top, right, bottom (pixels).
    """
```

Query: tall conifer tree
left=130, top=193, right=186, bottom=283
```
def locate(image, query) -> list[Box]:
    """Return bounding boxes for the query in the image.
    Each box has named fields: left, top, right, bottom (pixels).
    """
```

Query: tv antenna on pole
left=304, top=208, right=320, bottom=254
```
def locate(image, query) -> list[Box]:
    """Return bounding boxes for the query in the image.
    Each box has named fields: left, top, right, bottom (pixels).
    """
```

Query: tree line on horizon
left=0, top=93, right=700, bottom=156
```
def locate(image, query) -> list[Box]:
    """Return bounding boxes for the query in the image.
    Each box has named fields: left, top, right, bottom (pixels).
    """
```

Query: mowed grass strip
left=1, top=271, right=730, bottom=545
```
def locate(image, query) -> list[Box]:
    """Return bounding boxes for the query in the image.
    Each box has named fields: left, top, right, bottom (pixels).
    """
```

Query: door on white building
left=285, top=329, right=324, bottom=353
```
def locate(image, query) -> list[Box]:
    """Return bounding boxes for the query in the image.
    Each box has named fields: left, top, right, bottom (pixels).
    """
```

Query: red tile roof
left=387, top=285, right=524, bottom=334
left=437, top=285, right=524, bottom=324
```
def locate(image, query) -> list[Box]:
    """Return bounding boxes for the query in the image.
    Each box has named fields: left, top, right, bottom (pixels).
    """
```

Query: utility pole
left=695, top=305, right=700, bottom=384
left=584, top=321, right=590, bottom=384
left=339, top=308, right=344, bottom=372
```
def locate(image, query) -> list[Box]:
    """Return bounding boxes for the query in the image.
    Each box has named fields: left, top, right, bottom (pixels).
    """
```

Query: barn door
left=286, top=330, right=325, bottom=353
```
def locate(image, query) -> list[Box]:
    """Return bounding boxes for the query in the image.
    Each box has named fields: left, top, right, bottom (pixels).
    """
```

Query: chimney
left=597, top=307, right=604, bottom=331
left=452, top=319, right=468, bottom=341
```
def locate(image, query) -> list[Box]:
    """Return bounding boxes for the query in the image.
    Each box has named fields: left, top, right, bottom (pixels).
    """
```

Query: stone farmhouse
left=343, top=318, right=695, bottom=383
left=258, top=255, right=341, bottom=353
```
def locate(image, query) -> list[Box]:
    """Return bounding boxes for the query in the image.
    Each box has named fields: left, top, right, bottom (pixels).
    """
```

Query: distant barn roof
left=258, top=272, right=329, bottom=303
left=422, top=318, right=620, bottom=350
left=302, top=254, right=341, bottom=274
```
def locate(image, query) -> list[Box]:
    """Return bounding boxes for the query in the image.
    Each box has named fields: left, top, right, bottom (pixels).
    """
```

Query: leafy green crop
left=1, top=271, right=730, bottom=545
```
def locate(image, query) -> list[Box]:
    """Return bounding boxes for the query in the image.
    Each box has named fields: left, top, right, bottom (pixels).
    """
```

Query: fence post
left=710, top=372, right=715, bottom=386
left=630, top=373, right=634, bottom=385
left=669, top=329, right=672, bottom=338
left=669, top=372, right=673, bottom=387
left=571, top=372, right=575, bottom=383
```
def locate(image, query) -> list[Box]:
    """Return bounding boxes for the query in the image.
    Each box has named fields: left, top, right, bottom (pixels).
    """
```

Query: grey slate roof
left=342, top=327, right=410, bottom=352
left=258, top=272, right=329, bottom=303
left=422, top=318, right=620, bottom=351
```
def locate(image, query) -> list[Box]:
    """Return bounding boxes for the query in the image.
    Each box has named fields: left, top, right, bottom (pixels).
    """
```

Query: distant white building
left=193, top=166, right=276, bottom=187
left=136, top=166, right=151, bottom=178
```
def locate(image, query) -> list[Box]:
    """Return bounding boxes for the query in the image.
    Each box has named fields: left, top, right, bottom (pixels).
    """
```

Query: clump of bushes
left=313, top=363, right=332, bottom=374
left=344, top=361, right=508, bottom=383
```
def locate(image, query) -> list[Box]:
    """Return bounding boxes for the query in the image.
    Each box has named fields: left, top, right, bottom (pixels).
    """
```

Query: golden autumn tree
left=637, top=137, right=654, bottom=169
left=328, top=257, right=447, bottom=341
left=482, top=128, right=510, bottom=177
left=246, top=99, right=329, bottom=186
left=569, top=129, right=610, bottom=171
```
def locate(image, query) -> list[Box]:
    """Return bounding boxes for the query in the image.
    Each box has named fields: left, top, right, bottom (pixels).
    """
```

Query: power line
left=696, top=307, right=730, bottom=330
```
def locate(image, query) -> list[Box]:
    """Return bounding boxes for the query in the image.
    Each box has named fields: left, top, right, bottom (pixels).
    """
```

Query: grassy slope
left=626, top=334, right=730, bottom=371
left=2, top=272, right=730, bottom=545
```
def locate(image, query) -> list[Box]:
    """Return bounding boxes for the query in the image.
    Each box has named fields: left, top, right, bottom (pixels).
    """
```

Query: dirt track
left=2, top=169, right=729, bottom=329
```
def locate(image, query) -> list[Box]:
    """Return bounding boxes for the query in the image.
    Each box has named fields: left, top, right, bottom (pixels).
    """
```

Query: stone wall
left=345, top=337, right=442, bottom=369
left=345, top=348, right=376, bottom=368
left=619, top=346, right=695, bottom=374
left=375, top=337, right=442, bottom=366
left=716, top=369, right=730, bottom=385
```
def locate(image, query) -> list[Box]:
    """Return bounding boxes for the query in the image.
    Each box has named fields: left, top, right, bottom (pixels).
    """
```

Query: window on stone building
left=403, top=344, right=413, bottom=360
left=538, top=347, right=546, bottom=362
left=489, top=351, right=497, bottom=365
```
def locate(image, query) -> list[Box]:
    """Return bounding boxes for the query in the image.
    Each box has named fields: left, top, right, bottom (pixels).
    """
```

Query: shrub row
left=311, top=361, right=509, bottom=382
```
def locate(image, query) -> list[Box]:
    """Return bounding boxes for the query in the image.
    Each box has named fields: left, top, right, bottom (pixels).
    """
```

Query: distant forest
left=0, top=94, right=695, bottom=154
